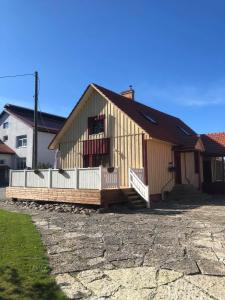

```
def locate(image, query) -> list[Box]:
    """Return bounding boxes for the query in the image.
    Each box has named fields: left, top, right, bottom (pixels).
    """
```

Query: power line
left=0, top=73, right=34, bottom=79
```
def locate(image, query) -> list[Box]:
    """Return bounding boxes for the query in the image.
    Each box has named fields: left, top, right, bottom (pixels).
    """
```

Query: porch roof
left=201, top=132, right=225, bottom=156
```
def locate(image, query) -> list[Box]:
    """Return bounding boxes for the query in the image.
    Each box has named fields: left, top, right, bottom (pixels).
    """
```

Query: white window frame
left=3, top=122, right=9, bottom=129
left=16, top=135, right=27, bottom=148
left=3, top=135, right=8, bottom=142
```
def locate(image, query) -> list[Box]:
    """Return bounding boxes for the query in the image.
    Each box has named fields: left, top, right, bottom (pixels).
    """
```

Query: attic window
left=177, top=126, right=190, bottom=136
left=140, top=112, right=157, bottom=124
left=88, top=115, right=105, bottom=135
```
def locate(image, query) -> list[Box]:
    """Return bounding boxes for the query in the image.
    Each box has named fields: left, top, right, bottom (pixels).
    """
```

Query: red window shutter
left=83, top=138, right=110, bottom=155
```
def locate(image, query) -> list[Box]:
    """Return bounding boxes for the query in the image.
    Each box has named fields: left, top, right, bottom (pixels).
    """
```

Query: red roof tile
left=0, top=141, right=15, bottom=154
left=201, top=132, right=225, bottom=155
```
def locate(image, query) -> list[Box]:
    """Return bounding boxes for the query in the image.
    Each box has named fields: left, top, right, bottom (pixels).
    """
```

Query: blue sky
left=0, top=0, right=225, bottom=133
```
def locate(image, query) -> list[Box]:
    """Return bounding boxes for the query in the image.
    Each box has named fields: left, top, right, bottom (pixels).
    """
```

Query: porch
left=6, top=167, right=150, bottom=207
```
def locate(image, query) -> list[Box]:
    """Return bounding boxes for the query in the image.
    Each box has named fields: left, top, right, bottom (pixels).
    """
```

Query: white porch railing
left=102, top=167, right=119, bottom=189
left=9, top=167, right=119, bottom=190
left=129, top=168, right=150, bottom=208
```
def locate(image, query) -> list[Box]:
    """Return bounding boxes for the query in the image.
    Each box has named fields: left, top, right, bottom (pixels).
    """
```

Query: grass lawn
left=0, top=209, right=67, bottom=300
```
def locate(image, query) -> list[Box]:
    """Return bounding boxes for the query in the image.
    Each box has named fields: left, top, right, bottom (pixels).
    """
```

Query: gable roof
left=2, top=104, right=66, bottom=134
left=93, top=84, right=197, bottom=146
left=201, top=132, right=225, bottom=156
left=49, top=83, right=200, bottom=149
left=0, top=140, right=15, bottom=154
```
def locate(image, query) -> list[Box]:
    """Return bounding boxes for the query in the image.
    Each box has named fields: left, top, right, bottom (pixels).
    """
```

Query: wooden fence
left=9, top=167, right=120, bottom=190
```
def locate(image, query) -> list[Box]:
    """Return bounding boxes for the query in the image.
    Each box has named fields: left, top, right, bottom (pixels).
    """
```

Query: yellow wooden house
left=7, top=83, right=225, bottom=207
left=49, top=83, right=209, bottom=202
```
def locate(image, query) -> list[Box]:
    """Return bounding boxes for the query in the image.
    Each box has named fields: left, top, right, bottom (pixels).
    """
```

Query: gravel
left=8, top=199, right=99, bottom=215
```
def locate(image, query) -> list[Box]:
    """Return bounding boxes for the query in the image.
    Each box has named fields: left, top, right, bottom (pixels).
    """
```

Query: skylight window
left=140, top=112, right=157, bottom=124
left=177, top=126, right=190, bottom=135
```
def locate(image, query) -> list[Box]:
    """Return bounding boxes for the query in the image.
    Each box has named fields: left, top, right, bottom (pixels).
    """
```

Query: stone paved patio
left=1, top=198, right=225, bottom=299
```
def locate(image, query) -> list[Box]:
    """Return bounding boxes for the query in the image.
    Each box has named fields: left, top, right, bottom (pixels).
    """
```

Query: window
left=83, top=154, right=110, bottom=168
left=177, top=126, right=190, bottom=136
left=17, top=157, right=26, bottom=169
left=3, top=135, right=8, bottom=142
left=194, top=152, right=200, bottom=174
left=139, top=112, right=157, bottom=124
left=3, top=122, right=9, bottom=129
left=16, top=135, right=27, bottom=148
left=88, top=115, right=105, bottom=135
left=0, top=160, right=5, bottom=165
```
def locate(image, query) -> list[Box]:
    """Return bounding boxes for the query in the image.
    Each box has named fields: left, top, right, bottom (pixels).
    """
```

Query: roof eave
left=48, top=84, right=93, bottom=149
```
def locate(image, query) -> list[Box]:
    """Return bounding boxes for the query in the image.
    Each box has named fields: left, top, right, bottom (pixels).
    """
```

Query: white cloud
left=137, top=80, right=225, bottom=107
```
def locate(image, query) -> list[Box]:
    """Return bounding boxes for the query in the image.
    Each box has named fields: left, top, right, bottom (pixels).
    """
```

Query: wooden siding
left=6, top=186, right=130, bottom=207
left=180, top=152, right=203, bottom=187
left=147, top=139, right=175, bottom=195
left=59, top=90, right=145, bottom=186
left=6, top=187, right=102, bottom=205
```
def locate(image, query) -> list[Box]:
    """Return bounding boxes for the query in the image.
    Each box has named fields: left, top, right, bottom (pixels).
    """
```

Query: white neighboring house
left=0, top=140, right=15, bottom=186
left=0, top=104, right=65, bottom=185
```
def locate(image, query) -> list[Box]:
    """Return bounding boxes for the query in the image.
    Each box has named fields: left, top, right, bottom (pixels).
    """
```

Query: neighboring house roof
left=2, top=104, right=66, bottom=134
left=0, top=140, right=15, bottom=154
left=201, top=132, right=225, bottom=156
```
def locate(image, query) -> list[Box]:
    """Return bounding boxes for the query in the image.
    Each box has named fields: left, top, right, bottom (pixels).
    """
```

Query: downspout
left=222, top=156, right=224, bottom=182
left=198, top=151, right=202, bottom=190
left=142, top=134, right=150, bottom=207
left=142, top=134, right=148, bottom=185
left=184, top=152, right=190, bottom=184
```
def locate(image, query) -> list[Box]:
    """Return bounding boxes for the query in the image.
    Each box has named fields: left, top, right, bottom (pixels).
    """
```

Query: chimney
left=121, top=85, right=135, bottom=100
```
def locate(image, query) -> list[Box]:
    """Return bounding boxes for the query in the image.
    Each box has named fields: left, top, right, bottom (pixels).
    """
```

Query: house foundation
left=6, top=187, right=127, bottom=207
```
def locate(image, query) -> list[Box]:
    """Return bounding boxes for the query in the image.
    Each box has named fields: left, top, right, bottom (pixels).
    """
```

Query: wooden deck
left=6, top=186, right=128, bottom=207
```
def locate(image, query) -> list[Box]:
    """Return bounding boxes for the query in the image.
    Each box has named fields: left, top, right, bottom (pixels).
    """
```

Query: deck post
left=117, top=168, right=120, bottom=188
left=99, top=166, right=102, bottom=190
left=48, top=168, right=52, bottom=188
left=75, top=168, right=78, bottom=189
left=147, top=186, right=151, bottom=208
left=24, top=169, right=27, bottom=187
left=128, top=168, right=131, bottom=187
left=9, top=169, right=12, bottom=187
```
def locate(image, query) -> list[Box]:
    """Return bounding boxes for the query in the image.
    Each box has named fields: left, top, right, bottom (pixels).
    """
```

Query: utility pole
left=32, top=71, right=38, bottom=169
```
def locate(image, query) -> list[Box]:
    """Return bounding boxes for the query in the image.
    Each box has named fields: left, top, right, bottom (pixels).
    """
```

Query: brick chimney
left=121, top=85, right=135, bottom=100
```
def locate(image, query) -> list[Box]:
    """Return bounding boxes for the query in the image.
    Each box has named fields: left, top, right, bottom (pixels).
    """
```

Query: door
left=203, top=159, right=212, bottom=183
left=174, top=151, right=182, bottom=184
left=0, top=169, right=6, bottom=187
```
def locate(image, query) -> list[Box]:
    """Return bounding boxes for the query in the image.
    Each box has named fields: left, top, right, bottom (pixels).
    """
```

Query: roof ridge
left=203, top=132, right=225, bottom=136
left=92, top=83, right=182, bottom=121
left=4, top=103, right=66, bottom=120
